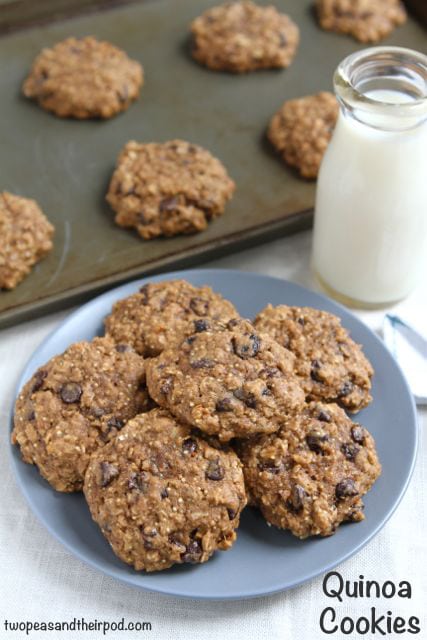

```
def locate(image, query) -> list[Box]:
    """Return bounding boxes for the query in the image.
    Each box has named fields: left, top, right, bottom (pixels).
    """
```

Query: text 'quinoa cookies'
left=22, top=36, right=143, bottom=119
left=106, top=140, right=235, bottom=239
left=190, top=1, right=299, bottom=73
left=12, top=337, right=149, bottom=492
left=84, top=408, right=247, bottom=572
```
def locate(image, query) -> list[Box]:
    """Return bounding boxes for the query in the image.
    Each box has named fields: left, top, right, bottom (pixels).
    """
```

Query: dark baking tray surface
left=0, top=0, right=425, bottom=328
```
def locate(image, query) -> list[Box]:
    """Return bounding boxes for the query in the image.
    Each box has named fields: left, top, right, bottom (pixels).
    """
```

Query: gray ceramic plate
left=9, top=269, right=418, bottom=600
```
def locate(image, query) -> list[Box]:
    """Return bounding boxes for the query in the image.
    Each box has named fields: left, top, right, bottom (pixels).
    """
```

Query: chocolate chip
left=227, top=508, right=237, bottom=520
left=297, top=317, right=305, bottom=326
left=341, top=443, right=360, bottom=461
left=27, top=410, right=35, bottom=421
left=100, top=462, right=119, bottom=487
left=347, top=505, right=364, bottom=521
left=233, top=388, right=257, bottom=408
left=306, top=430, right=329, bottom=454
left=128, top=471, right=149, bottom=492
left=338, top=381, right=354, bottom=397
left=160, top=196, right=179, bottom=212
left=181, top=539, right=202, bottom=563
left=190, top=358, right=215, bottom=369
left=310, top=360, right=323, bottom=382
left=262, top=366, right=280, bottom=378
left=115, top=344, right=131, bottom=353
left=182, top=437, right=198, bottom=455
left=31, top=369, right=47, bottom=393
left=186, top=336, right=196, bottom=345
left=206, top=459, right=225, bottom=481
left=194, top=319, right=209, bottom=332
left=60, top=382, right=82, bottom=404
left=92, top=407, right=105, bottom=418
left=189, top=297, right=209, bottom=316
left=139, top=284, right=150, bottom=304
left=160, top=487, right=169, bottom=499
left=288, top=485, right=306, bottom=512
left=232, top=333, right=261, bottom=359
left=335, top=478, right=358, bottom=499
left=215, top=397, right=233, bottom=412
left=169, top=533, right=186, bottom=551
left=258, top=460, right=283, bottom=474
left=141, top=526, right=157, bottom=550
left=317, top=409, right=331, bottom=422
left=160, top=377, right=173, bottom=394
left=351, top=425, right=365, bottom=445
left=107, top=417, right=125, bottom=431
left=262, top=387, right=272, bottom=396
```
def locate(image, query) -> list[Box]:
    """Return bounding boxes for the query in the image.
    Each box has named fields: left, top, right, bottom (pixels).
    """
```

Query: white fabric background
left=0, top=230, right=425, bottom=640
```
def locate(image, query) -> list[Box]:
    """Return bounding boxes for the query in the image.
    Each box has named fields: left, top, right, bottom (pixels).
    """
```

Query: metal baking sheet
left=0, top=0, right=425, bottom=328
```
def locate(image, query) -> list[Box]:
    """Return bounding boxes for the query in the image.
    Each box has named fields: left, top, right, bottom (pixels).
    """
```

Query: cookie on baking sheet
left=316, top=0, right=407, bottom=43
left=22, top=36, right=143, bottom=119
left=83, top=408, right=247, bottom=572
left=106, top=140, right=235, bottom=239
left=190, top=1, right=299, bottom=73
left=253, top=305, right=373, bottom=412
left=12, top=337, right=149, bottom=492
left=146, top=318, right=305, bottom=442
left=105, top=279, right=239, bottom=357
left=268, top=92, right=338, bottom=179
left=240, top=401, right=381, bottom=538
left=0, top=191, right=54, bottom=290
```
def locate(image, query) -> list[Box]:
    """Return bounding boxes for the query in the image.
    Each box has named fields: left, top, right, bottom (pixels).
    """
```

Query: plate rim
left=7, top=268, right=419, bottom=601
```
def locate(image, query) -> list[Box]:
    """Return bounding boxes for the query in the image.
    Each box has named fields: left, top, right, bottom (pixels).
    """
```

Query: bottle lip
left=334, top=46, right=427, bottom=123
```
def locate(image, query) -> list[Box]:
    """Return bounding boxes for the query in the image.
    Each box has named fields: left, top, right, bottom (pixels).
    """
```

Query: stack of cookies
left=12, top=279, right=381, bottom=572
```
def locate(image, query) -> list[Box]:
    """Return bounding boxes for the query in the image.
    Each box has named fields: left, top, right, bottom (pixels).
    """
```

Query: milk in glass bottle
left=312, top=47, right=427, bottom=307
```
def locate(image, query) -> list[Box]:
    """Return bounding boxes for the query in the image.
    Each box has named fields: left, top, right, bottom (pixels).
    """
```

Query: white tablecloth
left=1, top=230, right=425, bottom=640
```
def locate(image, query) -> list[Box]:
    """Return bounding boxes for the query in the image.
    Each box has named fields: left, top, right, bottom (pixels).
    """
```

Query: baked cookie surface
left=106, top=140, right=235, bottom=239
left=0, top=191, right=54, bottom=290
left=190, top=1, right=299, bottom=73
left=268, top=92, right=338, bottom=179
left=22, top=36, right=143, bottom=119
left=240, top=401, right=381, bottom=538
left=146, top=318, right=305, bottom=442
left=12, top=337, right=149, bottom=492
left=253, top=305, right=373, bottom=412
left=316, top=0, right=406, bottom=42
left=84, top=408, right=247, bottom=572
left=105, top=279, right=238, bottom=357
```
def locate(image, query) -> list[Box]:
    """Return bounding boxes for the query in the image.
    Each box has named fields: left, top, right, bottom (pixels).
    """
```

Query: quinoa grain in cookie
left=146, top=318, right=305, bottom=442
left=240, top=402, right=381, bottom=538
left=268, top=92, right=338, bottom=179
left=12, top=337, right=149, bottom=492
left=84, top=409, right=247, bottom=572
left=190, top=1, right=299, bottom=73
left=22, top=36, right=143, bottom=119
left=316, top=0, right=406, bottom=43
left=0, top=191, right=54, bottom=290
left=254, top=305, right=373, bottom=412
left=106, top=140, right=235, bottom=239
left=105, top=279, right=238, bottom=357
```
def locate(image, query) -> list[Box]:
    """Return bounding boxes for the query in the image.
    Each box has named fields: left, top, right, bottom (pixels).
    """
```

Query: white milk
left=312, top=88, right=427, bottom=306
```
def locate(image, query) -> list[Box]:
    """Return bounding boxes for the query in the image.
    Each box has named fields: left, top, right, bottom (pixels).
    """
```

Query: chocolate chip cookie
left=253, top=305, right=373, bottom=412
left=106, top=140, right=235, bottom=239
left=0, top=191, right=54, bottom=290
left=12, top=337, right=149, bottom=492
left=316, top=0, right=407, bottom=42
left=104, top=279, right=238, bottom=357
left=268, top=92, right=339, bottom=179
left=84, top=408, right=246, bottom=572
left=240, top=401, right=381, bottom=538
left=22, top=36, right=143, bottom=119
left=146, top=318, right=305, bottom=442
left=190, top=1, right=299, bottom=73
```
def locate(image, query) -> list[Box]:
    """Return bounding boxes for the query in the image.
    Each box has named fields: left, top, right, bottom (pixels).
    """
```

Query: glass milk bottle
left=312, top=47, right=427, bottom=308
